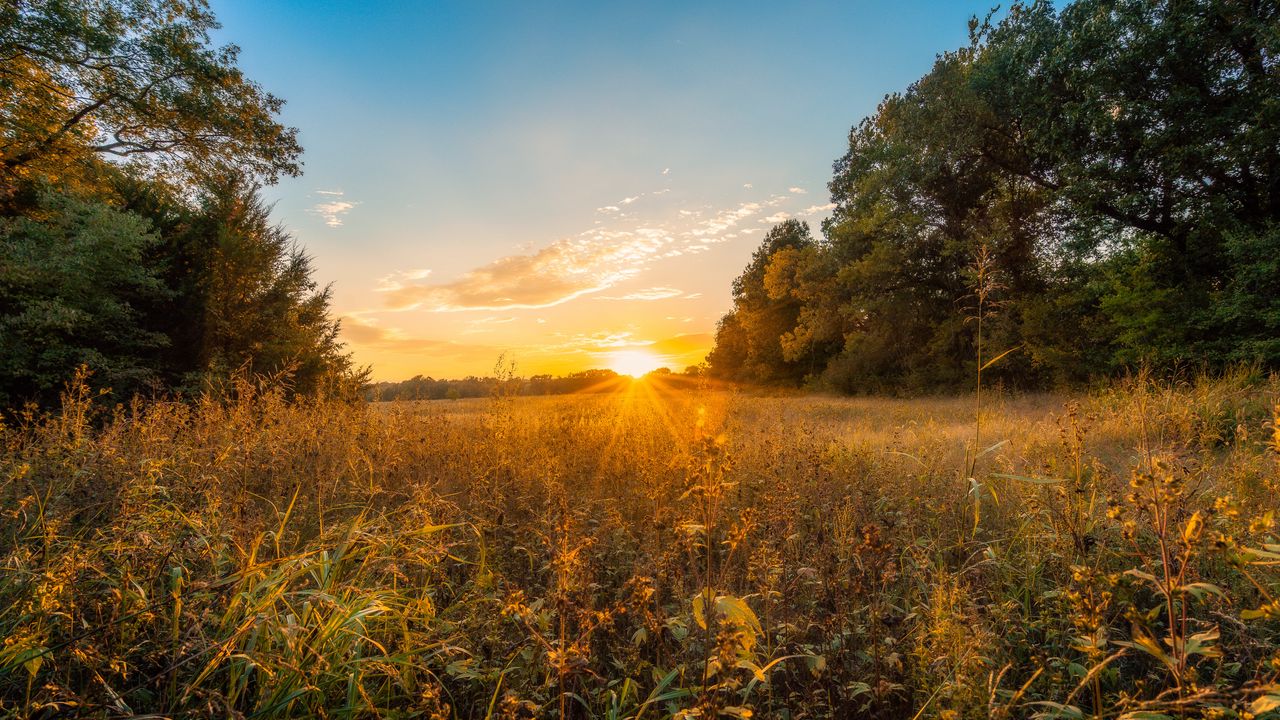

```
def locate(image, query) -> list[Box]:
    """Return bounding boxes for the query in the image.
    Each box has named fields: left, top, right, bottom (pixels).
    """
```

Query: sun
left=606, top=349, right=666, bottom=377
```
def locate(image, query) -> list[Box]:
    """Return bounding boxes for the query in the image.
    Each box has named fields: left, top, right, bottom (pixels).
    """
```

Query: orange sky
left=335, top=181, right=834, bottom=380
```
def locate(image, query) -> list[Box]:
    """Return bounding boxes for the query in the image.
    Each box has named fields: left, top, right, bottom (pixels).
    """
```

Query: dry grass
left=2, top=370, right=1279, bottom=718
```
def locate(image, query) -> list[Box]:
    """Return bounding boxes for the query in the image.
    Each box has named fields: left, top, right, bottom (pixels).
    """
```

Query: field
left=2, top=373, right=1279, bottom=718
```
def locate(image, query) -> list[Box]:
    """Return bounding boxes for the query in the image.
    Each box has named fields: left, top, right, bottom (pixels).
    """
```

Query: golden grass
left=1, top=371, right=1278, bottom=718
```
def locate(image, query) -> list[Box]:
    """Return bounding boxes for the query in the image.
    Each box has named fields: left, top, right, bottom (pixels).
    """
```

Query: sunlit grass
left=1, top=370, right=1278, bottom=717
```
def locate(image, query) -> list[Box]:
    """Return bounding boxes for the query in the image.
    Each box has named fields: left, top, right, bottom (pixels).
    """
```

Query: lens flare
left=606, top=349, right=667, bottom=377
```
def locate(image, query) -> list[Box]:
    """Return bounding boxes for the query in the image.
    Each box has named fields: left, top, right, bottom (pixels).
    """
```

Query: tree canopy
left=0, top=0, right=302, bottom=190
left=707, top=0, right=1280, bottom=391
left=0, top=0, right=355, bottom=408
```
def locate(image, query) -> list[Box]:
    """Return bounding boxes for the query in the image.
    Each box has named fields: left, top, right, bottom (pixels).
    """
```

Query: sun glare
left=606, top=349, right=666, bottom=377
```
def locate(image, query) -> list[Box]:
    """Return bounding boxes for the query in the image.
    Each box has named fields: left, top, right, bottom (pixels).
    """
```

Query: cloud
left=743, top=183, right=753, bottom=189
left=375, top=268, right=432, bottom=292
left=381, top=230, right=674, bottom=311
left=662, top=168, right=671, bottom=175
left=309, top=189, right=359, bottom=227
left=687, top=201, right=762, bottom=239
left=376, top=182, right=816, bottom=315
left=801, top=203, right=837, bottom=214
left=788, top=186, right=807, bottom=194
left=597, top=287, right=683, bottom=301
left=537, top=330, right=642, bottom=354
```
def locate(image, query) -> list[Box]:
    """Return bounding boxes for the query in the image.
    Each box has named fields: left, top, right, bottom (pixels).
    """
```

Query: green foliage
left=708, top=220, right=819, bottom=384
left=0, top=0, right=359, bottom=407
left=178, top=175, right=356, bottom=397
left=1213, top=226, right=1280, bottom=364
left=0, top=0, right=302, bottom=187
left=706, top=0, right=1280, bottom=390
left=0, top=189, right=169, bottom=405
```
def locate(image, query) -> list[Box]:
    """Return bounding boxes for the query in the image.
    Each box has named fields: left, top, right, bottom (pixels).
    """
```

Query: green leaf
left=806, top=655, right=827, bottom=675
left=1184, top=627, right=1220, bottom=658
left=1243, top=546, right=1280, bottom=561
left=1114, top=629, right=1177, bottom=673
left=980, top=345, right=1021, bottom=371
left=692, top=589, right=710, bottom=630
left=1027, top=701, right=1084, bottom=719
left=1242, top=605, right=1278, bottom=621
left=716, top=594, right=762, bottom=636
left=1178, top=582, right=1226, bottom=602
left=23, top=651, right=43, bottom=677
left=976, top=439, right=1009, bottom=459
left=1250, top=693, right=1280, bottom=716
left=1124, top=569, right=1160, bottom=586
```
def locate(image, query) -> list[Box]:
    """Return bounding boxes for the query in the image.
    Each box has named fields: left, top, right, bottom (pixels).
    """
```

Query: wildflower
left=1249, top=512, right=1275, bottom=534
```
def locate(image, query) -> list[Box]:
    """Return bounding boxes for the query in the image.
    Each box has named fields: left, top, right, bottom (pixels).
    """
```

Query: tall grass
left=1, top=370, right=1278, bottom=718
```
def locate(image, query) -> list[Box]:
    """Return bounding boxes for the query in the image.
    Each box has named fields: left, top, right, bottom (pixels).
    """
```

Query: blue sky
left=209, top=0, right=1002, bottom=379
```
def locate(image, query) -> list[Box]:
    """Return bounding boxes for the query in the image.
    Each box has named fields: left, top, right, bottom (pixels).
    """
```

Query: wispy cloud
left=309, top=189, right=359, bottom=227
left=375, top=268, right=432, bottom=292
left=598, top=287, right=683, bottom=301
left=377, top=183, right=817, bottom=315
left=536, top=330, right=643, bottom=354
left=788, top=186, right=807, bottom=194
left=687, top=201, right=762, bottom=239
left=801, top=203, right=837, bottom=214
left=381, top=230, right=671, bottom=311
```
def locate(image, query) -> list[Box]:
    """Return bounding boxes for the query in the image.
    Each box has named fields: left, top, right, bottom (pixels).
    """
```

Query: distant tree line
left=708, top=0, right=1280, bottom=392
left=366, top=367, right=701, bottom=401
left=1, top=0, right=361, bottom=407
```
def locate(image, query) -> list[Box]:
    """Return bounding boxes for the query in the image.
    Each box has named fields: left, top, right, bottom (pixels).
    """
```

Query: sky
left=208, top=0, right=1000, bottom=381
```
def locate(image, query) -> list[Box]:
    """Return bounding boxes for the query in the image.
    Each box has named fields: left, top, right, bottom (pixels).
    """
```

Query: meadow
left=1, top=371, right=1279, bottom=718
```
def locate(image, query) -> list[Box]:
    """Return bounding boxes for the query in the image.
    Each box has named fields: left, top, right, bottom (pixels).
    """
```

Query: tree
left=705, top=0, right=1280, bottom=390
left=0, top=189, right=170, bottom=405
left=709, top=220, right=817, bottom=384
left=971, top=0, right=1280, bottom=365
left=177, top=175, right=354, bottom=396
left=706, top=311, right=749, bottom=381
left=0, top=0, right=360, bottom=409
left=813, top=48, right=1052, bottom=392
left=0, top=0, right=301, bottom=190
